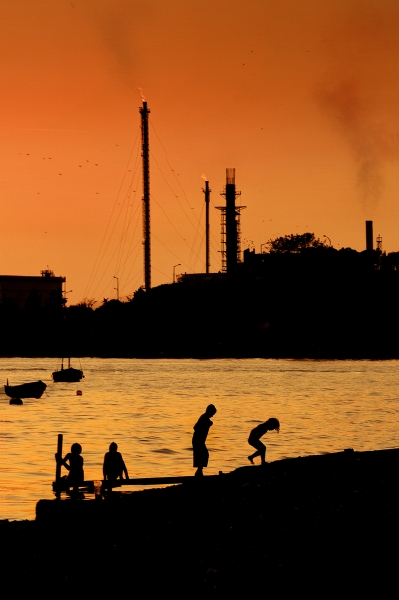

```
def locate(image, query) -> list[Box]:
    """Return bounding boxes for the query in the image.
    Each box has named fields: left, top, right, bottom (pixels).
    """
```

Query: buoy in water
left=10, top=398, right=23, bottom=405
left=76, top=390, right=82, bottom=396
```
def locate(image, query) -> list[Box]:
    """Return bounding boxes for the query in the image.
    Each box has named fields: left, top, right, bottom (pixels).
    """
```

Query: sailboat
left=52, top=358, right=84, bottom=383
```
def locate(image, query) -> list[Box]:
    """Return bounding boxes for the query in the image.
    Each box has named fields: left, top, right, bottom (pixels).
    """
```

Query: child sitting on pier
left=103, top=442, right=129, bottom=485
left=55, top=442, right=84, bottom=492
left=248, top=418, right=280, bottom=465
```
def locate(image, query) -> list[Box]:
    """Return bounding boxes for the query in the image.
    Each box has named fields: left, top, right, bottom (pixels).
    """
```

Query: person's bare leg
left=248, top=450, right=261, bottom=464
left=248, top=447, right=261, bottom=464
left=195, top=467, right=203, bottom=476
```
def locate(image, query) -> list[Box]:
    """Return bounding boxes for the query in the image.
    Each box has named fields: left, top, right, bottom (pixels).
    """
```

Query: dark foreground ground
left=1, top=449, right=398, bottom=595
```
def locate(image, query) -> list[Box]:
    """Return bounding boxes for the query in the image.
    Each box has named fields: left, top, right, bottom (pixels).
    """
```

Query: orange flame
left=138, top=87, right=146, bottom=102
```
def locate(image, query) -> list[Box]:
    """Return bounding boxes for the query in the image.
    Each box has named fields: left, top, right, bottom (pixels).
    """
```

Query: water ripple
left=1, top=357, right=399, bottom=519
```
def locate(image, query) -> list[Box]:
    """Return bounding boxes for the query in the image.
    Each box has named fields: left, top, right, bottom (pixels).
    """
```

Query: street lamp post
left=173, top=264, right=181, bottom=283
left=113, top=276, right=119, bottom=301
left=323, top=235, right=332, bottom=247
left=260, top=243, right=268, bottom=254
left=63, top=289, right=73, bottom=306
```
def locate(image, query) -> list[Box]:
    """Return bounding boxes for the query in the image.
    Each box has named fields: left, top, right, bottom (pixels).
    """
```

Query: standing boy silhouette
left=192, top=404, right=217, bottom=476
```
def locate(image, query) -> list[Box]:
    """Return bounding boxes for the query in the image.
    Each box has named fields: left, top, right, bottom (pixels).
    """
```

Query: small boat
left=5, top=379, right=47, bottom=399
left=52, top=358, right=84, bottom=383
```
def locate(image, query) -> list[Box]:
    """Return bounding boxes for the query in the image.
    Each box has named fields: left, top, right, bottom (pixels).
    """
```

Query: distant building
left=0, top=269, right=66, bottom=309
left=176, top=272, right=226, bottom=286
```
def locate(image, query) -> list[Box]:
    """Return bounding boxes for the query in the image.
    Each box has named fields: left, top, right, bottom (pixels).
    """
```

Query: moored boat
left=5, top=379, right=47, bottom=399
left=52, top=358, right=84, bottom=383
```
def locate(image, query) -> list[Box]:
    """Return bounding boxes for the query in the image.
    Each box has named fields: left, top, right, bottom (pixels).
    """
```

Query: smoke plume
left=317, top=81, right=394, bottom=213
left=316, top=3, right=399, bottom=214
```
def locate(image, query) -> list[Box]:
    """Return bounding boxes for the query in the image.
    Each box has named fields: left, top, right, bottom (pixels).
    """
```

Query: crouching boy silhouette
left=248, top=418, right=280, bottom=465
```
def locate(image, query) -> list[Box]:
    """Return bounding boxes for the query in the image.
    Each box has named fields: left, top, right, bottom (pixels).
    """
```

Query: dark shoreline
left=2, top=448, right=398, bottom=593
left=3, top=353, right=399, bottom=359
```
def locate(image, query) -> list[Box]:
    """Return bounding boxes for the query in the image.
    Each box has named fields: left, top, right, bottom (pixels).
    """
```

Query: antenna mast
left=140, top=101, right=151, bottom=291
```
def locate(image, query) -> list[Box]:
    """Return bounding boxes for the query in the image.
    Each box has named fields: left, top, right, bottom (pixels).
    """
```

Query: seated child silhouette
left=56, top=442, right=84, bottom=492
left=103, top=442, right=129, bottom=486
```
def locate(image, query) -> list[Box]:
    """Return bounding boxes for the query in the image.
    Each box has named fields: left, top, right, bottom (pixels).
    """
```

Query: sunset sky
left=2, top=0, right=399, bottom=305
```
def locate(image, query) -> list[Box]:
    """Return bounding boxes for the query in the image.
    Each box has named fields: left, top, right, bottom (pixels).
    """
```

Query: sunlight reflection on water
left=1, top=357, right=399, bottom=520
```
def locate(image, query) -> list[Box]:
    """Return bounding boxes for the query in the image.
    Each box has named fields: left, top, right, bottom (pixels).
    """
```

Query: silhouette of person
left=192, top=404, right=217, bottom=476
left=56, top=442, right=84, bottom=492
left=103, top=442, right=129, bottom=486
left=248, top=418, right=280, bottom=465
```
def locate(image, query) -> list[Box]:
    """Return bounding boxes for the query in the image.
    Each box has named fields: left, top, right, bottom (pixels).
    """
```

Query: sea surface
left=1, top=357, right=399, bottom=520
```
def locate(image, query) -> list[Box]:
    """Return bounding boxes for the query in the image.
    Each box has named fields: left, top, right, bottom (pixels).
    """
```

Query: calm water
left=1, top=358, right=399, bottom=520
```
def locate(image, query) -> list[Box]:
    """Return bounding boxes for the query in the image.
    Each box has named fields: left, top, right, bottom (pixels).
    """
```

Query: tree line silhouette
left=2, top=233, right=399, bottom=358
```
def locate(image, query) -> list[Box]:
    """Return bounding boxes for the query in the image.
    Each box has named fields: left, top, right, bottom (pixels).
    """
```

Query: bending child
left=248, top=418, right=280, bottom=465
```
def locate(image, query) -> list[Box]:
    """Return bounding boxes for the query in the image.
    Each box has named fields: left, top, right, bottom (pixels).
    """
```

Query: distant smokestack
left=203, top=180, right=211, bottom=274
left=225, top=168, right=238, bottom=274
left=140, top=101, right=151, bottom=291
left=216, top=169, right=245, bottom=273
left=366, top=220, right=373, bottom=251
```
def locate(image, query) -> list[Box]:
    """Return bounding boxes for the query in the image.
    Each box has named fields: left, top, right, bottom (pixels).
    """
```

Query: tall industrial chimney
left=225, top=169, right=238, bottom=273
left=366, top=220, right=373, bottom=251
left=217, top=169, right=245, bottom=275
left=202, top=180, right=211, bottom=274
left=140, top=101, right=151, bottom=291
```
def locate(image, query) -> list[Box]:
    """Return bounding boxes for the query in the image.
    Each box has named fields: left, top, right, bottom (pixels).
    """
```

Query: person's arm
left=56, top=453, right=70, bottom=470
left=103, top=454, right=108, bottom=479
left=122, top=459, right=129, bottom=479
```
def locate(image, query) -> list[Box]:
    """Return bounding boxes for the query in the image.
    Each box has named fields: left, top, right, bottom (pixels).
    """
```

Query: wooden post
left=55, top=434, right=63, bottom=484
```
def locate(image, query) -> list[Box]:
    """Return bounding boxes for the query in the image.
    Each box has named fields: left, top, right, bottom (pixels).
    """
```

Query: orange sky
left=2, top=0, right=399, bottom=305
